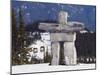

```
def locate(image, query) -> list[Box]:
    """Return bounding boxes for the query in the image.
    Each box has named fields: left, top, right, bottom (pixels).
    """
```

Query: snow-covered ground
left=12, top=63, right=96, bottom=74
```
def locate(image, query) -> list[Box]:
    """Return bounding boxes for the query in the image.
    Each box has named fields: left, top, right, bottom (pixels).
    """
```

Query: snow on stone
left=67, top=21, right=84, bottom=27
left=80, top=30, right=88, bottom=33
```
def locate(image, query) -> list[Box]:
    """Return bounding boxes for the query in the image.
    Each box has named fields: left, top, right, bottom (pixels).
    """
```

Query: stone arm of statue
left=39, top=22, right=85, bottom=32
left=60, top=25, right=85, bottom=32
left=39, top=23, right=60, bottom=32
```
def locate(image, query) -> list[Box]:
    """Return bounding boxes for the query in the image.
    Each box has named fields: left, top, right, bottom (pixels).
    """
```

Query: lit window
left=29, top=48, right=32, bottom=52
left=33, top=48, right=38, bottom=53
left=40, top=46, right=45, bottom=52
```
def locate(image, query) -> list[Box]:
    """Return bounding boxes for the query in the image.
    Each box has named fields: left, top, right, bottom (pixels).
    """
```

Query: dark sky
left=12, top=0, right=96, bottom=31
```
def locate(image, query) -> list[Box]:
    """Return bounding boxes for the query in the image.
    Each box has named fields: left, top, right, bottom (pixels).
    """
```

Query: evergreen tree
left=17, top=8, right=29, bottom=65
left=18, top=8, right=26, bottom=49
left=12, top=8, right=17, bottom=51
left=12, top=8, right=19, bottom=65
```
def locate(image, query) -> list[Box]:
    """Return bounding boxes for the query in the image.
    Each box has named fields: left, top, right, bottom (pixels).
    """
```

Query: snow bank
left=12, top=63, right=95, bottom=74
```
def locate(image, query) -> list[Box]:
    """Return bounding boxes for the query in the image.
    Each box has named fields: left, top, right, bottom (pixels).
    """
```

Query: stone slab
left=50, top=33, right=76, bottom=42
left=39, top=23, right=84, bottom=32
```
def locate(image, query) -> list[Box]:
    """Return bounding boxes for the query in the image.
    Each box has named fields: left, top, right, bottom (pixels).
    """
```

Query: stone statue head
left=58, top=11, right=68, bottom=25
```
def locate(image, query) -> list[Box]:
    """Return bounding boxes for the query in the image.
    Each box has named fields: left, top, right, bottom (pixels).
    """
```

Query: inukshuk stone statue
left=39, top=11, right=85, bottom=65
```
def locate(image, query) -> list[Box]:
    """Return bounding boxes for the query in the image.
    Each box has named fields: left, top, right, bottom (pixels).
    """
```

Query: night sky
left=12, top=0, right=96, bottom=31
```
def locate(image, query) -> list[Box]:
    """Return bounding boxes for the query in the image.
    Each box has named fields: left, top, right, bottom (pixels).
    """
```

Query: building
left=26, top=32, right=51, bottom=63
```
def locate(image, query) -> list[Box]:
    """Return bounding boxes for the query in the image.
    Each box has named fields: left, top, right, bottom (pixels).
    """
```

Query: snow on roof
left=28, top=40, right=46, bottom=48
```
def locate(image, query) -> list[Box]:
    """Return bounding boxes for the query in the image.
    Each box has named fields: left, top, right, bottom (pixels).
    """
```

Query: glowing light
left=52, top=8, right=56, bottom=12
left=26, top=13, right=30, bottom=16
left=61, top=5, right=64, bottom=10
left=47, top=11, right=50, bottom=14
left=57, top=3, right=60, bottom=6
left=21, top=5, right=27, bottom=9
left=80, top=8, right=84, bottom=11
